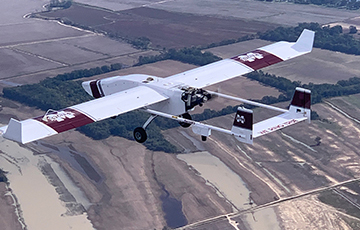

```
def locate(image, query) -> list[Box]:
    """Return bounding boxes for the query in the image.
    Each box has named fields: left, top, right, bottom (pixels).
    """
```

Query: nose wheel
left=133, top=127, right=147, bottom=143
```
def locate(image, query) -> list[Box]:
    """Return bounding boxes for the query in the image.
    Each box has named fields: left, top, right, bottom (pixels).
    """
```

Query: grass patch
left=318, top=189, right=360, bottom=219
left=315, top=119, right=342, bottom=137
left=342, top=95, right=360, bottom=110
left=341, top=214, right=360, bottom=230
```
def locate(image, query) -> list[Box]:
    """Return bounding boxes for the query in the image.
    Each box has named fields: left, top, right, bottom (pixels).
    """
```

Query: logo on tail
left=233, top=107, right=253, bottom=130
left=236, top=114, right=246, bottom=124
left=231, top=107, right=253, bottom=144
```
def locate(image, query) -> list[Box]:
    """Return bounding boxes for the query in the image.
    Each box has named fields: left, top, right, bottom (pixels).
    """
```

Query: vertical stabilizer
left=289, top=87, right=311, bottom=123
left=231, top=107, right=253, bottom=144
left=3, top=118, right=23, bottom=143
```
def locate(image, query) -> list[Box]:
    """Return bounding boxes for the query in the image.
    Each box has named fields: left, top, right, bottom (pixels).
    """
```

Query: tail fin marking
left=289, top=87, right=311, bottom=123
left=231, top=107, right=253, bottom=144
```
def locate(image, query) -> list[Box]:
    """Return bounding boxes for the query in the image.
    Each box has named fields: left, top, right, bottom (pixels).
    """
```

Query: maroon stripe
left=291, top=90, right=311, bottom=109
left=90, top=80, right=101, bottom=98
left=231, top=50, right=283, bottom=70
left=34, top=108, right=94, bottom=133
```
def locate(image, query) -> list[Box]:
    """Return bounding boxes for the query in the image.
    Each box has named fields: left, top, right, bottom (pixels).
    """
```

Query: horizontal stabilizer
left=253, top=112, right=307, bottom=138
left=254, top=87, right=311, bottom=138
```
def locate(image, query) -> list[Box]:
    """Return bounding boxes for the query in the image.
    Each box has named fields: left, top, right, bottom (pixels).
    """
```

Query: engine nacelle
left=181, top=87, right=212, bottom=111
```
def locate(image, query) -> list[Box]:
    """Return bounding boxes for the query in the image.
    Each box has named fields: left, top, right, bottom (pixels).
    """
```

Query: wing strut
left=143, top=108, right=252, bottom=144
left=208, top=91, right=288, bottom=113
left=143, top=88, right=311, bottom=145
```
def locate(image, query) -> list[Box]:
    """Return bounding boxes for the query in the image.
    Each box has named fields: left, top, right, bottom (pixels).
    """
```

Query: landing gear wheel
left=133, top=127, right=147, bottom=143
left=179, top=113, right=192, bottom=128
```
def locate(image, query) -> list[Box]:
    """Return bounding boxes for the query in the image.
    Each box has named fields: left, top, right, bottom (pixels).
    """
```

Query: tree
left=349, top=25, right=358, bottom=34
left=49, top=0, right=72, bottom=8
left=0, top=169, right=8, bottom=183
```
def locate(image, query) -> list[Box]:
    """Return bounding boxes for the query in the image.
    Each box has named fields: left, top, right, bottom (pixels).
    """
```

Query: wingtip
left=0, top=125, right=7, bottom=137
left=292, top=29, right=315, bottom=53
left=3, top=118, right=23, bottom=144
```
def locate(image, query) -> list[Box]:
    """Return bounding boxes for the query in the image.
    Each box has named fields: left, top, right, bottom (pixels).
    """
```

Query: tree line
left=259, top=22, right=360, bottom=55
left=139, top=22, right=360, bottom=67
left=137, top=47, right=221, bottom=66
left=246, top=71, right=360, bottom=104
left=3, top=63, right=123, bottom=110
left=256, top=0, right=360, bottom=10
left=48, top=0, right=72, bottom=9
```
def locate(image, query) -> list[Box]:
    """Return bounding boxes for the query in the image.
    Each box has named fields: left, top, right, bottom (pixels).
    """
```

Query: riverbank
left=0, top=134, right=95, bottom=230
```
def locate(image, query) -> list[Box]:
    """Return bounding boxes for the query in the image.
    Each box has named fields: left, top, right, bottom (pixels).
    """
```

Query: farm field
left=0, top=0, right=153, bottom=89
left=165, top=93, right=360, bottom=229
left=37, top=4, right=279, bottom=49
left=74, top=0, right=360, bottom=26
left=326, top=94, right=360, bottom=121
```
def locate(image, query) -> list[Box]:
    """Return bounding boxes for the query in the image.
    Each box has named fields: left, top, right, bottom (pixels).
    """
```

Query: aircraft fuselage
left=82, top=74, right=210, bottom=116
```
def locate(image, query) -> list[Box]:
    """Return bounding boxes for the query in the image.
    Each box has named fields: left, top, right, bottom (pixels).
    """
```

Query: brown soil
left=0, top=183, right=22, bottom=230
left=37, top=4, right=280, bottom=49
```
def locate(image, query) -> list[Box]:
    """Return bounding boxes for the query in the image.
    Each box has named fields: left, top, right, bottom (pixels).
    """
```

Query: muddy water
left=0, top=136, right=95, bottom=230
left=160, top=185, right=188, bottom=228
left=177, top=151, right=281, bottom=230
left=35, top=141, right=103, bottom=184
left=243, top=208, right=281, bottom=230
left=177, top=151, right=252, bottom=211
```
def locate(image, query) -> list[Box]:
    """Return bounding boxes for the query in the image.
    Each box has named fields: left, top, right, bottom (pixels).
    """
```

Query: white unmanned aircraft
left=0, top=29, right=314, bottom=145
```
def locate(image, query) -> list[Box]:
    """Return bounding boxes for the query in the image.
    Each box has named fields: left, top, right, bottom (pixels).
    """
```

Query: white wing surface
left=253, top=112, right=307, bottom=138
left=1, top=86, right=168, bottom=144
left=167, top=29, right=315, bottom=88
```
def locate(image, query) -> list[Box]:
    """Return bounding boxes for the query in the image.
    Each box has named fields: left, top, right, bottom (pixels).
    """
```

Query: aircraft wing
left=0, top=86, right=168, bottom=144
left=167, top=29, right=314, bottom=88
